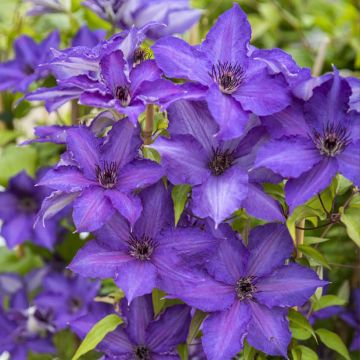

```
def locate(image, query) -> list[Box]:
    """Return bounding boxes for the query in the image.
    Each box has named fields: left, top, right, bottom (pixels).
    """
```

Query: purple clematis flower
left=37, top=119, right=164, bottom=232
left=25, top=0, right=67, bottom=16
left=0, top=31, right=59, bottom=92
left=0, top=170, right=60, bottom=249
left=341, top=289, right=360, bottom=351
left=0, top=283, right=55, bottom=360
left=158, top=223, right=326, bottom=359
left=35, top=271, right=100, bottom=330
left=72, top=25, right=106, bottom=47
left=255, top=69, right=360, bottom=211
left=78, top=49, right=185, bottom=125
left=82, top=0, right=201, bottom=40
left=73, top=294, right=191, bottom=359
left=152, top=3, right=290, bottom=139
left=69, top=181, right=218, bottom=302
left=150, top=99, right=284, bottom=227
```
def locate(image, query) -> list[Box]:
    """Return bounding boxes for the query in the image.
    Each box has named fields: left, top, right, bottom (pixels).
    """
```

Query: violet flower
left=150, top=100, right=284, bottom=227
left=83, top=0, right=201, bottom=40
left=73, top=294, right=191, bottom=359
left=159, top=223, right=326, bottom=359
left=37, top=119, right=164, bottom=231
left=341, top=289, right=360, bottom=351
left=69, top=182, right=218, bottom=302
left=255, top=69, right=360, bottom=211
left=0, top=31, right=59, bottom=92
left=72, top=25, right=106, bottom=47
left=25, top=0, right=67, bottom=16
left=0, top=171, right=59, bottom=249
left=35, top=271, right=100, bottom=330
left=153, top=3, right=290, bottom=139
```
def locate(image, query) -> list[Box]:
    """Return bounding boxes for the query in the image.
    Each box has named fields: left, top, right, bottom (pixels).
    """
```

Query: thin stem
left=143, top=104, right=154, bottom=145
left=295, top=219, right=305, bottom=258
left=318, top=193, right=330, bottom=215
left=295, top=221, right=334, bottom=231
left=71, top=100, right=80, bottom=125
left=312, top=36, right=330, bottom=76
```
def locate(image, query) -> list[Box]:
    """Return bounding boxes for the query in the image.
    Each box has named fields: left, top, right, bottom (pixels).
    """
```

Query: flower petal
left=202, top=300, right=251, bottom=360
left=104, top=189, right=142, bottom=229
left=233, top=68, right=290, bottom=116
left=115, top=260, right=157, bottom=303
left=37, top=166, right=95, bottom=192
left=68, top=240, right=133, bottom=279
left=254, top=137, right=322, bottom=178
left=255, top=263, right=327, bottom=308
left=130, top=60, right=161, bottom=95
left=0, top=192, right=18, bottom=220
left=201, top=3, right=251, bottom=65
left=1, top=214, right=32, bottom=248
left=151, top=134, right=210, bottom=186
left=246, top=224, right=294, bottom=277
left=207, top=85, right=250, bottom=140
left=152, top=36, right=211, bottom=85
left=73, top=186, right=115, bottom=232
left=146, top=305, right=191, bottom=352
left=192, top=166, right=248, bottom=227
left=117, top=160, right=164, bottom=193
left=101, top=118, right=141, bottom=169
left=66, top=127, right=101, bottom=180
left=285, top=158, right=338, bottom=212
left=242, top=183, right=284, bottom=222
left=337, top=141, right=360, bottom=186
left=246, top=302, right=291, bottom=358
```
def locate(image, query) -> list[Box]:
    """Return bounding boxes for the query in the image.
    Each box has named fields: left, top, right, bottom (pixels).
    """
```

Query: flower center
left=128, top=234, right=155, bottom=261
left=209, top=148, right=234, bottom=176
left=133, top=47, right=151, bottom=66
left=19, top=197, right=38, bottom=213
left=210, top=62, right=245, bottom=94
left=312, top=123, right=350, bottom=157
left=134, top=345, right=151, bottom=360
left=24, top=64, right=35, bottom=75
left=235, top=276, right=256, bottom=300
left=95, top=161, right=118, bottom=189
left=69, top=297, right=83, bottom=313
left=115, top=86, right=131, bottom=107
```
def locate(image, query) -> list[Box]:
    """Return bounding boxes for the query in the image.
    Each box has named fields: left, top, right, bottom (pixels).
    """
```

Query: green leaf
left=288, top=309, right=317, bottom=341
left=0, top=129, right=19, bottom=146
left=295, top=345, right=319, bottom=360
left=0, top=145, right=37, bottom=185
left=313, top=294, right=346, bottom=311
left=304, top=236, right=330, bottom=245
left=298, top=244, right=330, bottom=269
left=178, top=344, right=188, bottom=360
left=243, top=341, right=257, bottom=360
left=187, top=309, right=206, bottom=344
left=340, top=206, right=360, bottom=247
left=72, top=314, right=123, bottom=360
left=172, top=185, right=191, bottom=226
left=315, top=328, right=351, bottom=360
left=152, top=288, right=166, bottom=316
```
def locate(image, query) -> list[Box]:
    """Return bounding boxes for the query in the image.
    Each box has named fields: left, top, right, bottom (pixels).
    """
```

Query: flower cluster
left=0, top=2, right=359, bottom=360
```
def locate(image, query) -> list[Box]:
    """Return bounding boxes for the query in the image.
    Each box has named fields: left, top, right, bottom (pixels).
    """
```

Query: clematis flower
left=25, top=0, right=67, bottom=16
left=0, top=284, right=55, bottom=359
left=78, top=49, right=186, bottom=125
left=69, top=182, right=218, bottom=302
left=72, top=25, right=106, bottom=47
left=158, top=223, right=326, bottom=359
left=150, top=100, right=284, bottom=227
left=35, top=271, right=100, bottom=330
left=72, top=294, right=191, bottom=359
left=152, top=3, right=290, bottom=139
left=340, top=289, right=360, bottom=351
left=0, top=170, right=60, bottom=249
left=255, top=69, right=360, bottom=211
left=37, top=119, right=164, bottom=232
left=83, top=0, right=201, bottom=39
left=0, top=31, right=59, bottom=92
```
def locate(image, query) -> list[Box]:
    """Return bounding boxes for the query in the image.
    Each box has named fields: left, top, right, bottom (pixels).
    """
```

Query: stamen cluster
left=115, top=86, right=131, bottom=107
left=134, top=345, right=151, bottom=360
left=128, top=234, right=155, bottom=261
left=95, top=161, right=118, bottom=188
left=210, top=61, right=245, bottom=94
left=133, top=47, right=151, bottom=66
left=235, top=276, right=257, bottom=300
left=209, top=148, right=234, bottom=176
left=312, top=123, right=350, bottom=157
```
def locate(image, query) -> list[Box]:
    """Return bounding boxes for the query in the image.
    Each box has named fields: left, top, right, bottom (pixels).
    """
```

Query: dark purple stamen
left=312, top=123, right=350, bottom=157
left=134, top=345, right=151, bottom=360
left=209, top=148, right=234, bottom=176
left=133, top=47, right=151, bottom=66
left=128, top=234, right=155, bottom=261
left=210, top=61, right=246, bottom=94
left=235, top=276, right=257, bottom=300
left=95, top=161, right=118, bottom=189
left=115, top=86, right=131, bottom=107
